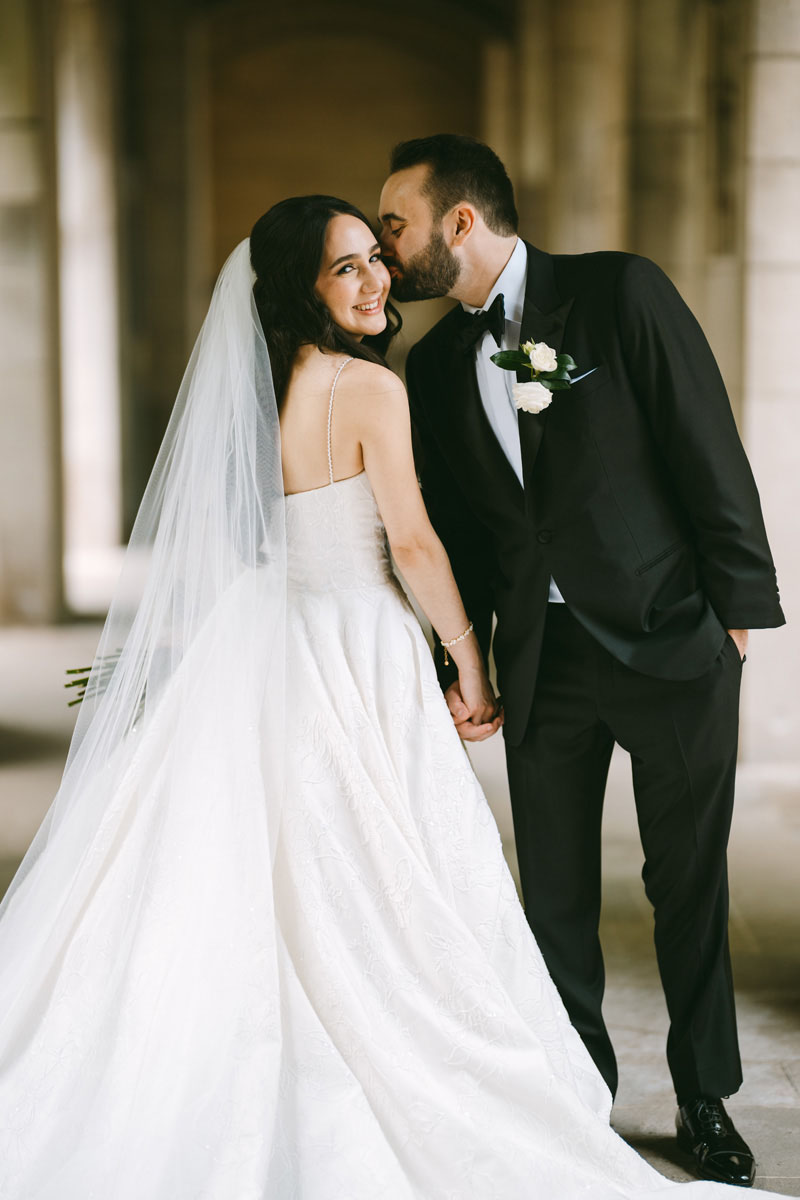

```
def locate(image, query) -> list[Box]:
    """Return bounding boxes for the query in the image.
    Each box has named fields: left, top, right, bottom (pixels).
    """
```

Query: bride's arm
left=346, top=363, right=501, bottom=738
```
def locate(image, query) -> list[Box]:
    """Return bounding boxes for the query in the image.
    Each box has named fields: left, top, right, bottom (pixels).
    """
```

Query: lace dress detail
left=0, top=359, right=773, bottom=1198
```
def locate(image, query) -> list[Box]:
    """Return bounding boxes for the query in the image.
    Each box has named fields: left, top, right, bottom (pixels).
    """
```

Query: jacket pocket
left=635, top=540, right=685, bottom=576
left=571, top=363, right=610, bottom=397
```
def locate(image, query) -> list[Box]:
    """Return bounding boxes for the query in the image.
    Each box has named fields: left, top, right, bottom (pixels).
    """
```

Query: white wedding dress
left=0, top=367, right=775, bottom=1199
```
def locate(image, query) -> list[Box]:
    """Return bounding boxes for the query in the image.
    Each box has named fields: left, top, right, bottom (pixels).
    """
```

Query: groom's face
left=378, top=165, right=461, bottom=302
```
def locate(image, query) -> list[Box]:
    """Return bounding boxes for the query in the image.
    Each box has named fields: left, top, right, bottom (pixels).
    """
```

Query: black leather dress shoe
left=676, top=1098, right=756, bottom=1188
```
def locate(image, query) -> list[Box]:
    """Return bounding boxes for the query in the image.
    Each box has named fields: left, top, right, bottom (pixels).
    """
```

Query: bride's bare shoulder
left=337, top=357, right=405, bottom=400
left=336, top=362, right=408, bottom=439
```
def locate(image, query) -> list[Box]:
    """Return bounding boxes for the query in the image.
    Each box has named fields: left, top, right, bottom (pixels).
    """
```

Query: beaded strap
left=327, top=357, right=353, bottom=484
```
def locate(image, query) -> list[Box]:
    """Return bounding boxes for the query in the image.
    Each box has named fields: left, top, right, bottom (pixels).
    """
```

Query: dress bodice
left=284, top=471, right=395, bottom=592
left=283, top=357, right=395, bottom=593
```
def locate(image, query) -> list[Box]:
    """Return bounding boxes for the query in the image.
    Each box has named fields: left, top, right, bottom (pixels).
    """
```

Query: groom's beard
left=388, top=230, right=461, bottom=302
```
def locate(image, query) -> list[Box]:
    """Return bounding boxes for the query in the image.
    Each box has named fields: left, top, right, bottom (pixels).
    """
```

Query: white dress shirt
left=462, top=238, right=565, bottom=604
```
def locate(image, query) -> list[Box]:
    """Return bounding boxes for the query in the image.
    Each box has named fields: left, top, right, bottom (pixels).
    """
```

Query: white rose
left=529, top=341, right=558, bottom=373
left=513, top=380, right=553, bottom=414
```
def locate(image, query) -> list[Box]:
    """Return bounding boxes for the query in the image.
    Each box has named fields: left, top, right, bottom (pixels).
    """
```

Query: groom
left=379, top=134, right=784, bottom=1188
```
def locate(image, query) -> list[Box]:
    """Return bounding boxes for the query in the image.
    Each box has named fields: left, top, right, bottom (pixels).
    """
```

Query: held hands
left=444, top=668, right=504, bottom=742
left=445, top=628, right=750, bottom=740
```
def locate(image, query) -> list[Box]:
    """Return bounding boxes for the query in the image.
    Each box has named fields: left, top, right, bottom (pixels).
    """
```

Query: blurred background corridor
left=1, top=0, right=798, bottom=1189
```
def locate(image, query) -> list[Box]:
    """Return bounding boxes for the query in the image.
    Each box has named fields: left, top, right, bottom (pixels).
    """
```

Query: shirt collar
left=460, top=237, right=527, bottom=323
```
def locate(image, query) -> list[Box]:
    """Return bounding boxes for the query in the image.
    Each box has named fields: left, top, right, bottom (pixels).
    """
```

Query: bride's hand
left=445, top=670, right=504, bottom=742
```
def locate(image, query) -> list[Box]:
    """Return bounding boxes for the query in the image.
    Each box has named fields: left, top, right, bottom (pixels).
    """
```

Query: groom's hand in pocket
left=727, top=628, right=749, bottom=660
left=445, top=678, right=504, bottom=742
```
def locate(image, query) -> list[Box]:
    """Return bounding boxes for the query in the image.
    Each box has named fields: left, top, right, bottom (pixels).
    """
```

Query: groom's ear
left=450, top=204, right=477, bottom=245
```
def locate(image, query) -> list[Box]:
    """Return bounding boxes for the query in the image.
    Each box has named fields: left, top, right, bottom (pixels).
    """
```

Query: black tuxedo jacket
left=405, top=243, right=784, bottom=746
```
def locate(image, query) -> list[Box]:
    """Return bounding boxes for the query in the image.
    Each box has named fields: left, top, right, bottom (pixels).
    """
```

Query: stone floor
left=1, top=623, right=798, bottom=1194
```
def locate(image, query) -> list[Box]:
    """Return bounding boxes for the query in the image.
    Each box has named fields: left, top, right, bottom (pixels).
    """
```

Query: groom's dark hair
left=390, top=135, right=518, bottom=237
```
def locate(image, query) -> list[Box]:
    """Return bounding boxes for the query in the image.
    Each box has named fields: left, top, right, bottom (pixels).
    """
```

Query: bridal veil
left=0, top=242, right=290, bottom=1195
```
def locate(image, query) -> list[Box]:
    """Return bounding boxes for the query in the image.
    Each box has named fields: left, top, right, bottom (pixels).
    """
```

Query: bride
left=0, top=195, right=777, bottom=1198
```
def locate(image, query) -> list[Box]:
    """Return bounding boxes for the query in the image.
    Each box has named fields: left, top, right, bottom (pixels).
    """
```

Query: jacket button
left=537, top=530, right=553, bottom=544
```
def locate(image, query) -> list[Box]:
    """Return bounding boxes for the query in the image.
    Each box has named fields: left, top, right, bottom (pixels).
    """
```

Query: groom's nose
left=379, top=245, right=397, bottom=272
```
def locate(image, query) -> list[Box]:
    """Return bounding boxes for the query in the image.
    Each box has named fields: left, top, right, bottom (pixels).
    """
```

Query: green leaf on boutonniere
left=489, top=350, right=531, bottom=371
left=556, top=354, right=577, bottom=371
left=544, top=366, right=573, bottom=382
left=540, top=379, right=572, bottom=392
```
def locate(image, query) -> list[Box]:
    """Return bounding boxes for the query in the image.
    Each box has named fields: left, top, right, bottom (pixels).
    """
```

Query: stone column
left=547, top=0, right=631, bottom=253
left=699, top=0, right=750, bottom=423
left=513, top=0, right=554, bottom=242
left=630, top=1, right=750, bottom=421
left=480, top=38, right=520, bottom=195
left=55, top=0, right=123, bottom=613
left=0, top=0, right=63, bottom=623
left=629, top=0, right=708, bottom=310
left=115, top=0, right=189, bottom=537
left=740, top=0, right=800, bottom=769
left=514, top=0, right=631, bottom=251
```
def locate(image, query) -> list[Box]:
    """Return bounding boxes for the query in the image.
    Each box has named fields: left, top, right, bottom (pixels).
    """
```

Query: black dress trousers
left=504, top=604, right=744, bottom=1103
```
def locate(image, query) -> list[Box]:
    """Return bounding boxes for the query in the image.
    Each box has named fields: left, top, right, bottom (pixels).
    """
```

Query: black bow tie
left=455, top=292, right=505, bottom=352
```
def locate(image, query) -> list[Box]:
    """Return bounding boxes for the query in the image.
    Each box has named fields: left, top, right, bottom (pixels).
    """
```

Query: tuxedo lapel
left=517, top=245, right=574, bottom=495
left=440, top=328, right=525, bottom=512
left=428, top=244, right=573, bottom=516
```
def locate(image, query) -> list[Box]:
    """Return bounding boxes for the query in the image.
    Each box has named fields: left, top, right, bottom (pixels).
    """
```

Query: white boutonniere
left=490, top=340, right=589, bottom=414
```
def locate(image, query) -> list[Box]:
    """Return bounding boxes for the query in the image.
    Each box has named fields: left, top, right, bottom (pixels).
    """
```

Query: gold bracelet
left=440, top=620, right=474, bottom=666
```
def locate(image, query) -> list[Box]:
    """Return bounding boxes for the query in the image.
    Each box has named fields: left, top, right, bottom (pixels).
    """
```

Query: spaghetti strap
left=327, top=357, right=353, bottom=485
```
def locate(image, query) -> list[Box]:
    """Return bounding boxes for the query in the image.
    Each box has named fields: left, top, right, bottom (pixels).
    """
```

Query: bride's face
left=315, top=214, right=390, bottom=339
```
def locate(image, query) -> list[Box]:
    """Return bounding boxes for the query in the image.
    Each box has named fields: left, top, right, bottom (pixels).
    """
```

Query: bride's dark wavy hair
left=249, top=195, right=402, bottom=403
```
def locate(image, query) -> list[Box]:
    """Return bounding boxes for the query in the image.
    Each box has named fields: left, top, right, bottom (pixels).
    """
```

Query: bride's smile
left=315, top=212, right=390, bottom=340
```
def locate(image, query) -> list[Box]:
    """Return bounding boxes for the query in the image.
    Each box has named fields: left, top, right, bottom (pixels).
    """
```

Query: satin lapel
left=441, top=335, right=524, bottom=512
left=516, top=245, right=574, bottom=499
